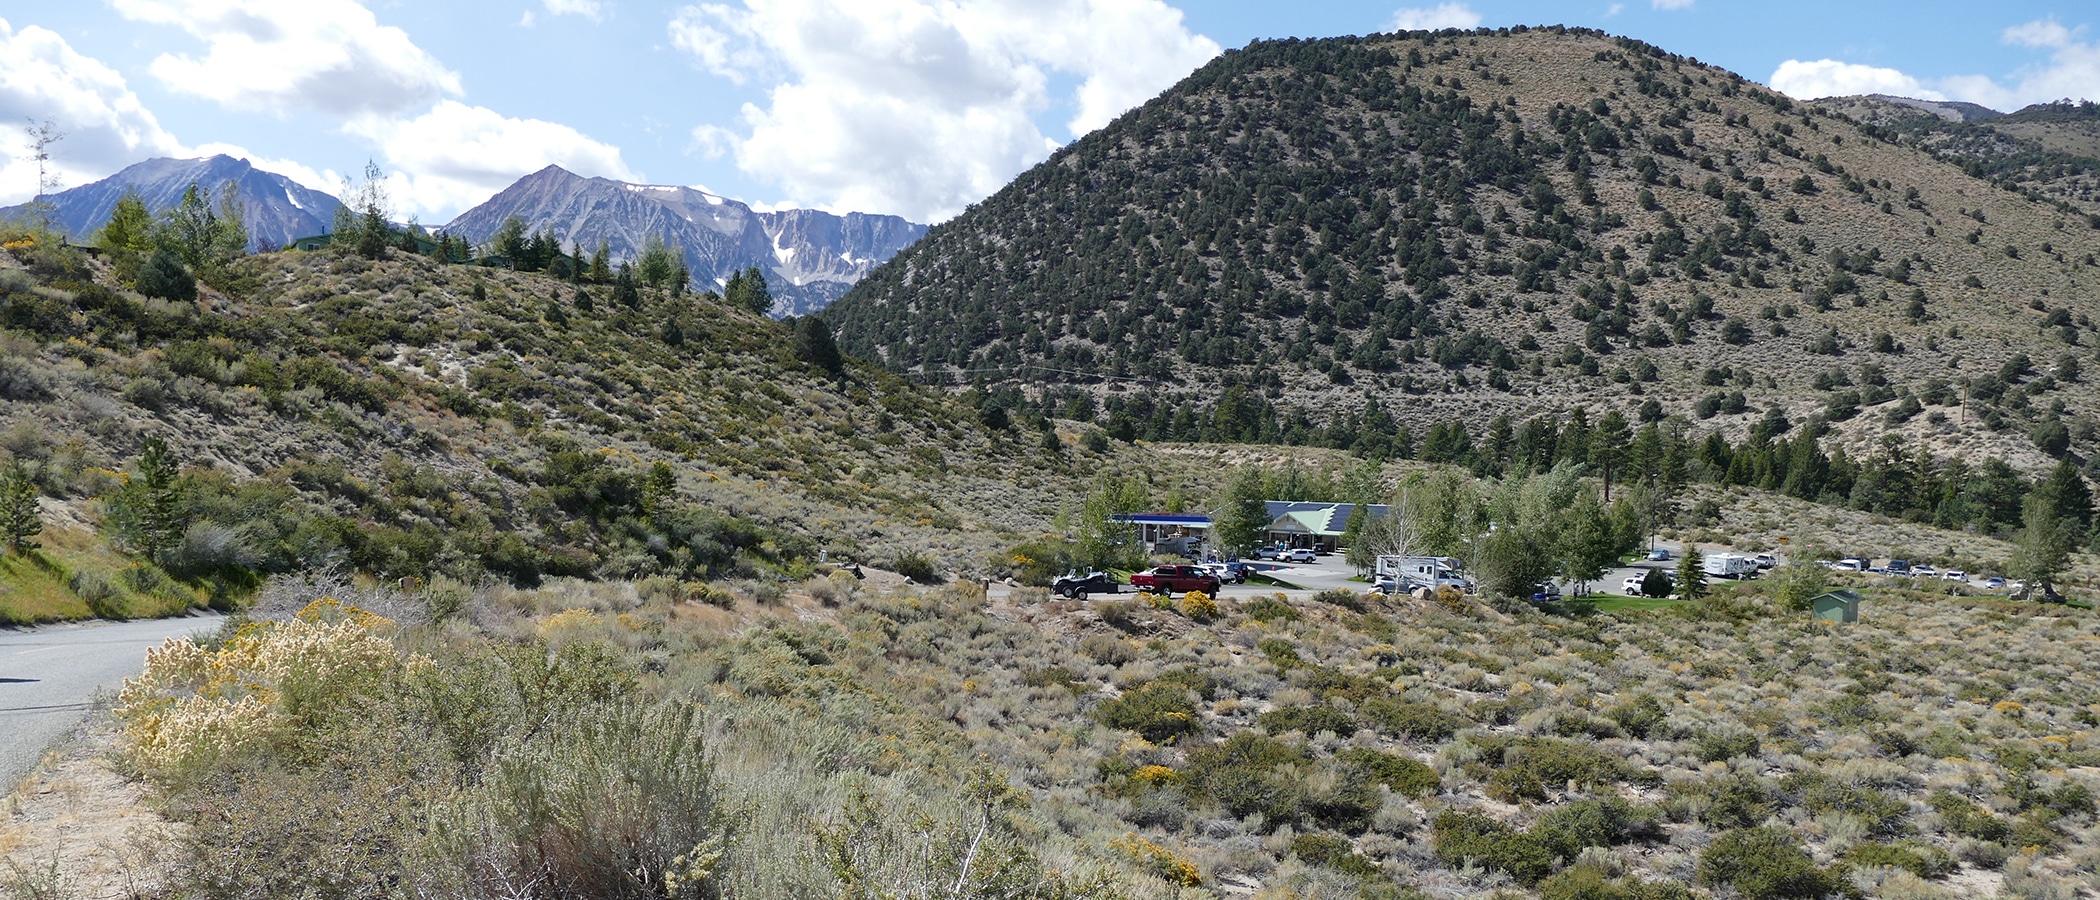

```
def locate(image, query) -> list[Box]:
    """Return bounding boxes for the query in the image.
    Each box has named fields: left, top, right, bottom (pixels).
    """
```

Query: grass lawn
left=1582, top=594, right=1685, bottom=614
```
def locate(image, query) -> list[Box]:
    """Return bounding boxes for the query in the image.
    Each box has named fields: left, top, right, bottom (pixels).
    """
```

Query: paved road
left=0, top=614, right=223, bottom=791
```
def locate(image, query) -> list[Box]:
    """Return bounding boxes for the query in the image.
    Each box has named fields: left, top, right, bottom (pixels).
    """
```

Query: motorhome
left=1703, top=553, right=1759, bottom=579
left=1375, top=555, right=1471, bottom=591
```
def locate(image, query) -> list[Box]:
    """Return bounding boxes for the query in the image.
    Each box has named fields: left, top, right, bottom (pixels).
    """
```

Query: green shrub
left=1094, top=680, right=1200, bottom=743
left=1698, top=774, right=1778, bottom=831
left=1336, top=747, right=1440, bottom=798
left=1784, top=771, right=1909, bottom=837
left=1538, top=864, right=1694, bottom=900
left=1839, top=842, right=1957, bottom=878
left=1928, top=790, right=2013, bottom=842
left=1289, top=832, right=1380, bottom=879
left=1605, top=694, right=1668, bottom=738
left=1473, top=736, right=1637, bottom=789
left=137, top=249, right=197, bottom=301
left=1696, top=827, right=1835, bottom=900
left=1694, top=730, right=1760, bottom=762
left=1184, top=732, right=1311, bottom=830
left=438, top=700, right=730, bottom=899
left=892, top=551, right=939, bottom=583
left=69, top=569, right=130, bottom=619
left=1531, top=796, right=1661, bottom=860
left=1313, top=587, right=1367, bottom=611
left=1259, top=704, right=1356, bottom=737
left=1360, top=697, right=1467, bottom=742
left=1431, top=809, right=1554, bottom=885
left=1257, top=638, right=1302, bottom=670
left=1241, top=596, right=1300, bottom=622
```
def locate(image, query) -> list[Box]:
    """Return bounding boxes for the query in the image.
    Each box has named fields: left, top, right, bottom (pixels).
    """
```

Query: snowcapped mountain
left=2, top=155, right=343, bottom=252
left=441, top=166, right=927, bottom=316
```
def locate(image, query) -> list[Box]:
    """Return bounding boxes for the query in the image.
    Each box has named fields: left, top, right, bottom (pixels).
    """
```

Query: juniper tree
left=0, top=458, right=41, bottom=554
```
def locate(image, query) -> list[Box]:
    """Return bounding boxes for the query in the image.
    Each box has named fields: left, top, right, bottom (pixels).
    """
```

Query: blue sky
left=4, top=1, right=2096, bottom=225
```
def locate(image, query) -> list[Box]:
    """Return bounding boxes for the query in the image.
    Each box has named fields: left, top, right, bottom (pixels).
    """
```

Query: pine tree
left=589, top=239, right=612, bottom=283
left=0, top=458, right=42, bottom=554
left=614, top=264, right=641, bottom=308
left=1676, top=545, right=1708, bottom=601
left=133, top=437, right=187, bottom=563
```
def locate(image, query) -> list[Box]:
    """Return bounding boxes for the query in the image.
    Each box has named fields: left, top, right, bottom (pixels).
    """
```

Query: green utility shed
left=1810, top=589, right=1862, bottom=624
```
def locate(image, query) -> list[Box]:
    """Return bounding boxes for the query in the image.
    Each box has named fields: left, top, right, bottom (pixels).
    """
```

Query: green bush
left=1336, top=747, right=1440, bottom=798
left=1605, top=694, right=1668, bottom=738
left=1094, top=680, right=1200, bottom=743
left=1839, top=842, right=1957, bottom=878
left=1696, top=827, right=1835, bottom=900
left=892, top=551, right=939, bottom=583
left=1241, top=596, right=1300, bottom=622
left=1698, top=774, right=1778, bottom=831
left=1313, top=587, right=1367, bottom=611
left=1531, top=796, right=1660, bottom=860
left=69, top=569, right=130, bottom=619
left=1289, top=832, right=1380, bottom=879
left=1259, top=704, right=1356, bottom=737
left=1538, top=864, right=1693, bottom=900
left=1360, top=697, right=1467, bottom=742
left=1184, top=732, right=1311, bottom=830
left=1694, top=730, right=1760, bottom=762
left=1928, top=790, right=2012, bottom=842
left=136, top=249, right=197, bottom=301
left=1257, top=638, right=1302, bottom=669
left=1431, top=809, right=1554, bottom=885
left=1784, top=771, right=1909, bottom=837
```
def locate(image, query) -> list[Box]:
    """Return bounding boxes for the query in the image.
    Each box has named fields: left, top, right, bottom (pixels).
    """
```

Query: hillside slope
left=0, top=237, right=1232, bottom=593
left=442, top=166, right=927, bottom=316
left=827, top=27, right=2100, bottom=473
left=1814, top=96, right=2100, bottom=215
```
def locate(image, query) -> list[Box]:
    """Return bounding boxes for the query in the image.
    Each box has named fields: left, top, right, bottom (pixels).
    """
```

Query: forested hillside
left=828, top=26, right=2100, bottom=478
left=0, top=229, right=1233, bottom=614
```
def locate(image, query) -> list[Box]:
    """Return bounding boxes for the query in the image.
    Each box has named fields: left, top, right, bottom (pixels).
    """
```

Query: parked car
left=1371, top=575, right=1400, bottom=594
left=1128, top=565, right=1222, bottom=596
left=1199, top=562, right=1250, bottom=584
left=1983, top=576, right=2007, bottom=589
left=1942, top=570, right=1968, bottom=583
left=1885, top=559, right=1912, bottom=575
left=1254, top=545, right=1287, bottom=560
left=1531, top=581, right=1562, bottom=601
left=1284, top=548, right=1318, bottom=563
left=1753, top=554, right=1778, bottom=569
left=1621, top=574, right=1648, bottom=594
left=1912, top=564, right=1937, bottom=578
left=1050, top=571, right=1119, bottom=600
left=1646, top=548, right=1671, bottom=561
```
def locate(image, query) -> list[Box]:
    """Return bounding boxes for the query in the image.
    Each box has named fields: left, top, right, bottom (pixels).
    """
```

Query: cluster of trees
left=97, top=182, right=249, bottom=300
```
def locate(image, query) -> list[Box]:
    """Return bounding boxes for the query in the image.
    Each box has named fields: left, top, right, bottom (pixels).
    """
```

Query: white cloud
left=109, top=0, right=462, bottom=117
left=1386, top=3, right=1481, bottom=32
left=0, top=18, right=186, bottom=203
left=1769, top=59, right=1947, bottom=101
left=1605, top=4, right=1625, bottom=17
left=1652, top=0, right=1694, bottom=9
left=1771, top=17, right=2099, bottom=111
left=345, top=100, right=638, bottom=218
left=669, top=0, right=1220, bottom=223
left=543, top=0, right=606, bottom=22
left=2005, top=18, right=2075, bottom=49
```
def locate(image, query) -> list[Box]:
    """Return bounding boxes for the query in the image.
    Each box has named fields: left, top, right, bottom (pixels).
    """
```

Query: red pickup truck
left=1128, top=565, right=1223, bottom=596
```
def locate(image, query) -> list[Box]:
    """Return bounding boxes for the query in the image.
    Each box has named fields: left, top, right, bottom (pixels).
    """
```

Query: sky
left=3, top=1, right=2097, bottom=226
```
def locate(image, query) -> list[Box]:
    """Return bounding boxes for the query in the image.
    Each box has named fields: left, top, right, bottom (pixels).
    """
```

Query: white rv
left=1375, top=555, right=1471, bottom=591
left=1703, top=553, right=1758, bottom=579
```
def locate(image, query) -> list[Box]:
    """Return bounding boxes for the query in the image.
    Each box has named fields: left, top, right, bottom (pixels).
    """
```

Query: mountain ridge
left=441, top=166, right=928, bottom=316
left=1, top=155, right=344, bottom=252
